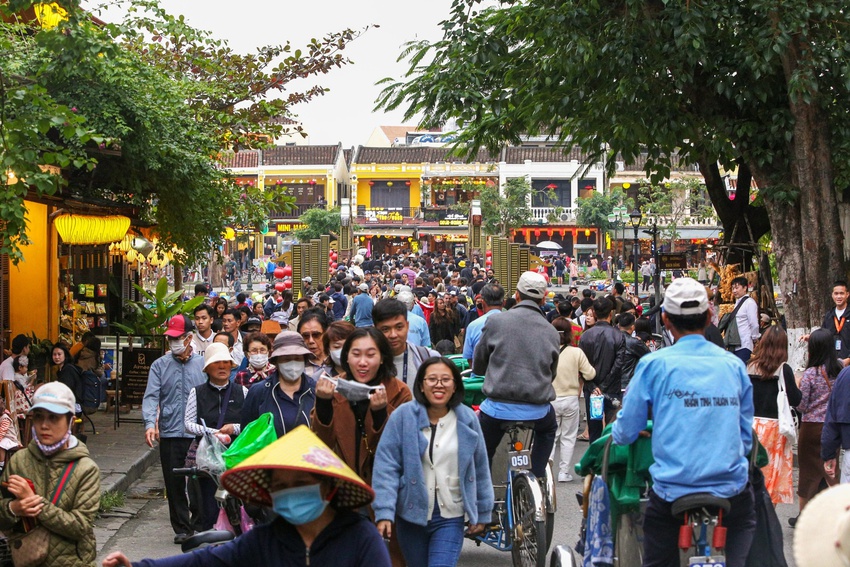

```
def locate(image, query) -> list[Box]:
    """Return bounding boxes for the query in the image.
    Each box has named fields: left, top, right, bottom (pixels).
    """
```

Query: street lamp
left=629, top=208, right=643, bottom=295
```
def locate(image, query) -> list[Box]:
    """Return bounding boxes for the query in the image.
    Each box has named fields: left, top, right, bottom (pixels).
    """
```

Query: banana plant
left=113, top=277, right=205, bottom=336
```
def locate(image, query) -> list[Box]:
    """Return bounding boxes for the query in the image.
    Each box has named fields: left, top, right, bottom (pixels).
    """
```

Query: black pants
left=478, top=406, right=556, bottom=478
left=160, top=437, right=201, bottom=535
left=584, top=393, right=620, bottom=443
left=188, top=475, right=219, bottom=532
left=643, top=486, right=756, bottom=567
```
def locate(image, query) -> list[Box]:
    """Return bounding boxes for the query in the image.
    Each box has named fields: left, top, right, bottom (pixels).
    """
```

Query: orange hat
left=260, top=320, right=282, bottom=336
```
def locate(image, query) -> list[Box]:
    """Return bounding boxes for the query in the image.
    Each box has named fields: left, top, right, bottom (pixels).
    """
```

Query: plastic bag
left=240, top=506, right=256, bottom=534
left=214, top=508, right=236, bottom=534
left=196, top=432, right=227, bottom=476
left=223, top=412, right=278, bottom=469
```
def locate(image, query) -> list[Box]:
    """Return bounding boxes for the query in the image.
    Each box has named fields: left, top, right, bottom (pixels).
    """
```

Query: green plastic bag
left=223, top=412, right=277, bottom=469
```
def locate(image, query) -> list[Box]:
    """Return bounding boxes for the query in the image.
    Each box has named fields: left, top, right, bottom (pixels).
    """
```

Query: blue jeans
left=395, top=505, right=465, bottom=567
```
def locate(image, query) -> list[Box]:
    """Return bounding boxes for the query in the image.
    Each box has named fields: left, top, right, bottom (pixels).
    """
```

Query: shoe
left=173, top=533, right=191, bottom=544
left=558, top=473, right=573, bottom=483
left=788, top=516, right=797, bottom=528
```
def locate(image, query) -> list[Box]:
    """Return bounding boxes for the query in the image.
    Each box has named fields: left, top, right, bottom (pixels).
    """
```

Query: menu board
left=120, top=348, right=162, bottom=405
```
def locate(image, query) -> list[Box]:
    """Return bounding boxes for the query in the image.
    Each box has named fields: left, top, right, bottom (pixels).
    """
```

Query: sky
left=84, top=0, right=456, bottom=147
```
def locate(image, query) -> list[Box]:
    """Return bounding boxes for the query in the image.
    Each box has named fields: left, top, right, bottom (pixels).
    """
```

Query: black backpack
left=80, top=370, right=103, bottom=414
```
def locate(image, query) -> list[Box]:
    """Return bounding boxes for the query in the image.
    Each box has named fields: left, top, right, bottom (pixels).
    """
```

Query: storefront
left=355, top=230, right=417, bottom=257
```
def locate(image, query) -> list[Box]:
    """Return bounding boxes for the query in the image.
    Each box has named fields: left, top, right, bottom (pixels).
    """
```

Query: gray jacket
left=142, top=353, right=206, bottom=438
left=473, top=300, right=560, bottom=405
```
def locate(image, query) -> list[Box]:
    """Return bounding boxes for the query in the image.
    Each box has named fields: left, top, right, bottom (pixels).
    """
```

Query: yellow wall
left=10, top=201, right=54, bottom=341
left=355, top=179, right=422, bottom=208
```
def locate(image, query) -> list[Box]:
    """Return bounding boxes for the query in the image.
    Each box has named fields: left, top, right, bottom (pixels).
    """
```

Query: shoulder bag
left=7, top=460, right=77, bottom=567
left=776, top=365, right=797, bottom=443
left=719, top=296, right=748, bottom=349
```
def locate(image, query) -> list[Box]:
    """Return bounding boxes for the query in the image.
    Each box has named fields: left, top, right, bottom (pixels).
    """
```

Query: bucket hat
left=220, top=425, right=374, bottom=509
left=270, top=331, right=311, bottom=359
left=204, top=342, right=235, bottom=372
left=795, top=483, right=850, bottom=567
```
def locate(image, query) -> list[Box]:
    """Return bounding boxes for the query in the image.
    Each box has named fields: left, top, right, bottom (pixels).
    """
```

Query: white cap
left=358, top=283, right=368, bottom=292
left=662, top=277, right=709, bottom=316
left=516, top=271, right=547, bottom=299
left=204, top=342, right=235, bottom=371
left=30, top=382, right=75, bottom=415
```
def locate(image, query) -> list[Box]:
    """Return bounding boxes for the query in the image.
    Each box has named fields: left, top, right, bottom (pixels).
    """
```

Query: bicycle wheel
left=543, top=464, right=556, bottom=553
left=510, top=474, right=547, bottom=567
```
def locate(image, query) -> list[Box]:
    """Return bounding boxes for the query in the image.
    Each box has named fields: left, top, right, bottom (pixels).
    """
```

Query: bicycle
left=471, top=421, right=556, bottom=567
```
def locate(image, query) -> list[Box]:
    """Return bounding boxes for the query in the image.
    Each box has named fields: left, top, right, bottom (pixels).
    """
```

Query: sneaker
left=558, top=472, right=573, bottom=483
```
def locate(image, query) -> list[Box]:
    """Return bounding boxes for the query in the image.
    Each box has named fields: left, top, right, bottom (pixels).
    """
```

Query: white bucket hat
left=204, top=342, right=235, bottom=372
left=794, top=483, right=850, bottom=567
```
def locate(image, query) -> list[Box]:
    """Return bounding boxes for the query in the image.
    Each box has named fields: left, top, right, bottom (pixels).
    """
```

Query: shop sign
left=120, top=348, right=162, bottom=405
left=658, top=253, right=687, bottom=270
left=438, top=213, right=467, bottom=227
left=365, top=208, right=404, bottom=223
left=275, top=222, right=306, bottom=233
left=445, top=234, right=468, bottom=242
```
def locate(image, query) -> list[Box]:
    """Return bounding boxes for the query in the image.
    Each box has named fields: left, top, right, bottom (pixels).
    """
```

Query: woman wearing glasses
left=372, top=356, right=494, bottom=567
left=297, top=308, right=333, bottom=377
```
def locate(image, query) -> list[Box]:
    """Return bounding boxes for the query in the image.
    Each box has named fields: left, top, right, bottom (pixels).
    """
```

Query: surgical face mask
left=249, top=354, right=269, bottom=369
left=332, top=377, right=383, bottom=402
left=277, top=360, right=305, bottom=382
left=271, top=484, right=328, bottom=525
left=170, top=339, right=187, bottom=357
left=329, top=348, right=343, bottom=366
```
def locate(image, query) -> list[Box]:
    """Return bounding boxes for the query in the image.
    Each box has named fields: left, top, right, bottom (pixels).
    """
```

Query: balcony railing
left=355, top=206, right=421, bottom=224
left=269, top=203, right=326, bottom=218
left=529, top=207, right=577, bottom=223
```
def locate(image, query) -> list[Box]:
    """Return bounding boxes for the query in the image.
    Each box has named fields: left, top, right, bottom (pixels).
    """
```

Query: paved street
left=97, top=432, right=800, bottom=566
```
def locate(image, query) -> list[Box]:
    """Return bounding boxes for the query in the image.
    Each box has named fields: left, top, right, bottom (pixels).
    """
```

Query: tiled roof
left=354, top=146, right=497, bottom=164
left=220, top=150, right=259, bottom=169
left=263, top=144, right=340, bottom=166
left=343, top=148, right=354, bottom=167
left=502, top=146, right=587, bottom=164
left=379, top=125, right=440, bottom=142
left=269, top=115, right=298, bottom=125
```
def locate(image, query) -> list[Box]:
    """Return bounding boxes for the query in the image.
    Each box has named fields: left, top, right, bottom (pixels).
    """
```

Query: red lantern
left=275, top=282, right=286, bottom=292
left=283, top=279, right=292, bottom=289
left=273, top=267, right=286, bottom=279
left=485, top=258, right=492, bottom=266
left=330, top=252, right=338, bottom=262
left=333, top=263, right=340, bottom=269
left=282, top=265, right=292, bottom=277
left=329, top=259, right=335, bottom=267
left=485, top=249, right=492, bottom=257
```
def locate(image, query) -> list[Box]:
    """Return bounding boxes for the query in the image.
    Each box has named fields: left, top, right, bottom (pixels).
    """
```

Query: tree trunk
left=173, top=260, right=183, bottom=292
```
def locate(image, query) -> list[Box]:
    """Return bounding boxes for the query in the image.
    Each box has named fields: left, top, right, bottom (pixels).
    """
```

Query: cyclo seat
left=499, top=420, right=533, bottom=432
left=670, top=493, right=731, bottom=517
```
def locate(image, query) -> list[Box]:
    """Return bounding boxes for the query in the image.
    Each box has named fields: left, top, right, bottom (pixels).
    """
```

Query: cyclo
left=551, top=422, right=769, bottom=567
left=460, top=370, right=557, bottom=567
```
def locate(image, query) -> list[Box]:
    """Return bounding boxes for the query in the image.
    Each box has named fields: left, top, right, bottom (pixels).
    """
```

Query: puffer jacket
left=0, top=439, right=100, bottom=566
left=620, top=331, right=651, bottom=391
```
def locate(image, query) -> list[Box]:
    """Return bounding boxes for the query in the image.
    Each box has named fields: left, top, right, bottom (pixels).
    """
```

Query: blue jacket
left=240, top=374, right=316, bottom=437
left=350, top=293, right=374, bottom=327
left=822, top=366, right=850, bottom=459
left=612, top=334, right=753, bottom=502
left=142, top=353, right=206, bottom=438
left=372, top=401, right=494, bottom=526
left=331, top=292, right=348, bottom=320
left=133, top=511, right=389, bottom=567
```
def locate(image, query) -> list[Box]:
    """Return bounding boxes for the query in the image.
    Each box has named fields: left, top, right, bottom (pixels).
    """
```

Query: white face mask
left=277, top=360, right=305, bottom=382
left=170, top=339, right=188, bottom=357
left=329, top=348, right=343, bottom=366
left=249, top=354, right=269, bottom=369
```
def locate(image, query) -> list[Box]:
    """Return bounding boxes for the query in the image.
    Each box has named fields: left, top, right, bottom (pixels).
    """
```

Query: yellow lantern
left=223, top=227, right=236, bottom=241
left=54, top=214, right=131, bottom=245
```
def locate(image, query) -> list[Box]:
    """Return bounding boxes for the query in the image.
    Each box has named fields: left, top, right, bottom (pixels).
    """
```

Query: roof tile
left=263, top=145, right=340, bottom=166
left=502, top=146, right=587, bottom=164
left=220, top=150, right=259, bottom=169
left=354, top=146, right=497, bottom=164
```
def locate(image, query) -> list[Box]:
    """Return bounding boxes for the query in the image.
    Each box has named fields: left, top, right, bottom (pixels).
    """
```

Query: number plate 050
left=508, top=450, right=532, bottom=471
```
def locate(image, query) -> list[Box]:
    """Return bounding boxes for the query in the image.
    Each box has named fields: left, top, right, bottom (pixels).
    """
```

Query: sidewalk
left=82, top=409, right=159, bottom=495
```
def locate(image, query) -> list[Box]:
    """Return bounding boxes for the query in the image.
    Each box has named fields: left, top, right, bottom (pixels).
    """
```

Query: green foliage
left=294, top=207, right=343, bottom=242
left=575, top=189, right=629, bottom=232
left=635, top=179, right=716, bottom=247
left=113, top=277, right=204, bottom=335
left=480, top=178, right=532, bottom=237
left=99, top=490, right=125, bottom=514
left=0, top=0, right=363, bottom=265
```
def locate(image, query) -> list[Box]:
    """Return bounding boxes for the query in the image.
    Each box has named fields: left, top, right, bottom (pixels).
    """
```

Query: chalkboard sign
left=120, top=348, right=162, bottom=405
left=658, top=253, right=687, bottom=270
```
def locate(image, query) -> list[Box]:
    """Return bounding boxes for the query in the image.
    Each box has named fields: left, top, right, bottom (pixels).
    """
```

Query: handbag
left=7, top=461, right=76, bottom=567
left=719, top=296, right=748, bottom=349
left=776, top=365, right=797, bottom=443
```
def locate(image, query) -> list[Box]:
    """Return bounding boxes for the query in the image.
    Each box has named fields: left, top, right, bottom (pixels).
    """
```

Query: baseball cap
left=270, top=331, right=312, bottom=359
left=516, top=271, right=547, bottom=300
left=662, top=277, right=709, bottom=316
left=164, top=314, right=194, bottom=338
left=29, top=382, right=75, bottom=415
left=358, top=283, right=368, bottom=292
left=244, top=317, right=262, bottom=330
left=448, top=290, right=457, bottom=296
left=302, top=276, right=312, bottom=283
left=204, top=342, right=235, bottom=371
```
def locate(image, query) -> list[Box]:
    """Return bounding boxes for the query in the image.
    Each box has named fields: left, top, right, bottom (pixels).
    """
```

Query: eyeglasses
left=301, top=332, right=323, bottom=340
left=423, top=377, right=454, bottom=387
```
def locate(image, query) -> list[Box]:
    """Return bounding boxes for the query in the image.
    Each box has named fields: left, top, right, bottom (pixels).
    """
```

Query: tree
left=294, top=207, right=343, bottom=242
left=636, top=180, right=716, bottom=251
left=480, top=178, right=532, bottom=237
left=376, top=0, right=850, bottom=330
left=575, top=189, right=629, bottom=234
left=0, top=0, right=362, bottom=265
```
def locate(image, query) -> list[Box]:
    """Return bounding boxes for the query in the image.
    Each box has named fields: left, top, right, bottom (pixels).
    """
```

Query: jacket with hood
left=240, top=375, right=316, bottom=437
left=0, top=439, right=100, bottom=566
left=579, top=321, right=627, bottom=396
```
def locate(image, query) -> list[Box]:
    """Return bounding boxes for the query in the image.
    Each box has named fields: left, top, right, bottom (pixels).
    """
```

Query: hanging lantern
left=54, top=214, right=131, bottom=245
left=387, top=181, right=394, bottom=187
left=405, top=180, right=411, bottom=186
left=309, top=179, right=317, bottom=185
left=585, top=229, right=591, bottom=237
left=275, top=282, right=286, bottom=292
left=283, top=280, right=292, bottom=289
left=330, top=252, right=338, bottom=262
left=368, top=181, right=375, bottom=186
left=274, top=267, right=286, bottom=279
left=282, top=265, right=292, bottom=278
left=546, top=183, right=557, bottom=190
left=223, top=227, right=236, bottom=241
left=486, top=249, right=492, bottom=257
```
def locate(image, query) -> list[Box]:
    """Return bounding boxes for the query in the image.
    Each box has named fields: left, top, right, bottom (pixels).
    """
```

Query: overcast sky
left=85, top=0, right=456, bottom=147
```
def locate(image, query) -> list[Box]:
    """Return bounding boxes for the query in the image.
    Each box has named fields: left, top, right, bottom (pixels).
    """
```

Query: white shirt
left=231, top=333, right=245, bottom=366
left=192, top=331, right=215, bottom=358
left=734, top=295, right=760, bottom=352
left=837, top=307, right=847, bottom=319
left=421, top=409, right=463, bottom=520
left=0, top=357, right=15, bottom=382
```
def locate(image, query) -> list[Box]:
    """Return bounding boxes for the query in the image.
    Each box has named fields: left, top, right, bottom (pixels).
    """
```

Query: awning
left=418, top=226, right=468, bottom=235
left=354, top=229, right=414, bottom=238
left=666, top=227, right=722, bottom=240
left=573, top=243, right=598, bottom=250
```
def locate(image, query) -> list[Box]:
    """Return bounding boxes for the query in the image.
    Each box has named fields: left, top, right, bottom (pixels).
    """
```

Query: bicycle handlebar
left=173, top=467, right=197, bottom=476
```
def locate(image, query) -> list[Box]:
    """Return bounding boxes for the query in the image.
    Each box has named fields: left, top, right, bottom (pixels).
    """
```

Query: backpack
left=80, top=370, right=103, bottom=414
left=718, top=296, right=749, bottom=349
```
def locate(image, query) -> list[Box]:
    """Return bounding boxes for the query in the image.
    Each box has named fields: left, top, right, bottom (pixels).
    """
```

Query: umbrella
left=534, top=240, right=563, bottom=250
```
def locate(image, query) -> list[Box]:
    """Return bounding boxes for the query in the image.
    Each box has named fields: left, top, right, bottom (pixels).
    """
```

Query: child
left=12, top=357, right=35, bottom=431
left=0, top=398, right=21, bottom=470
